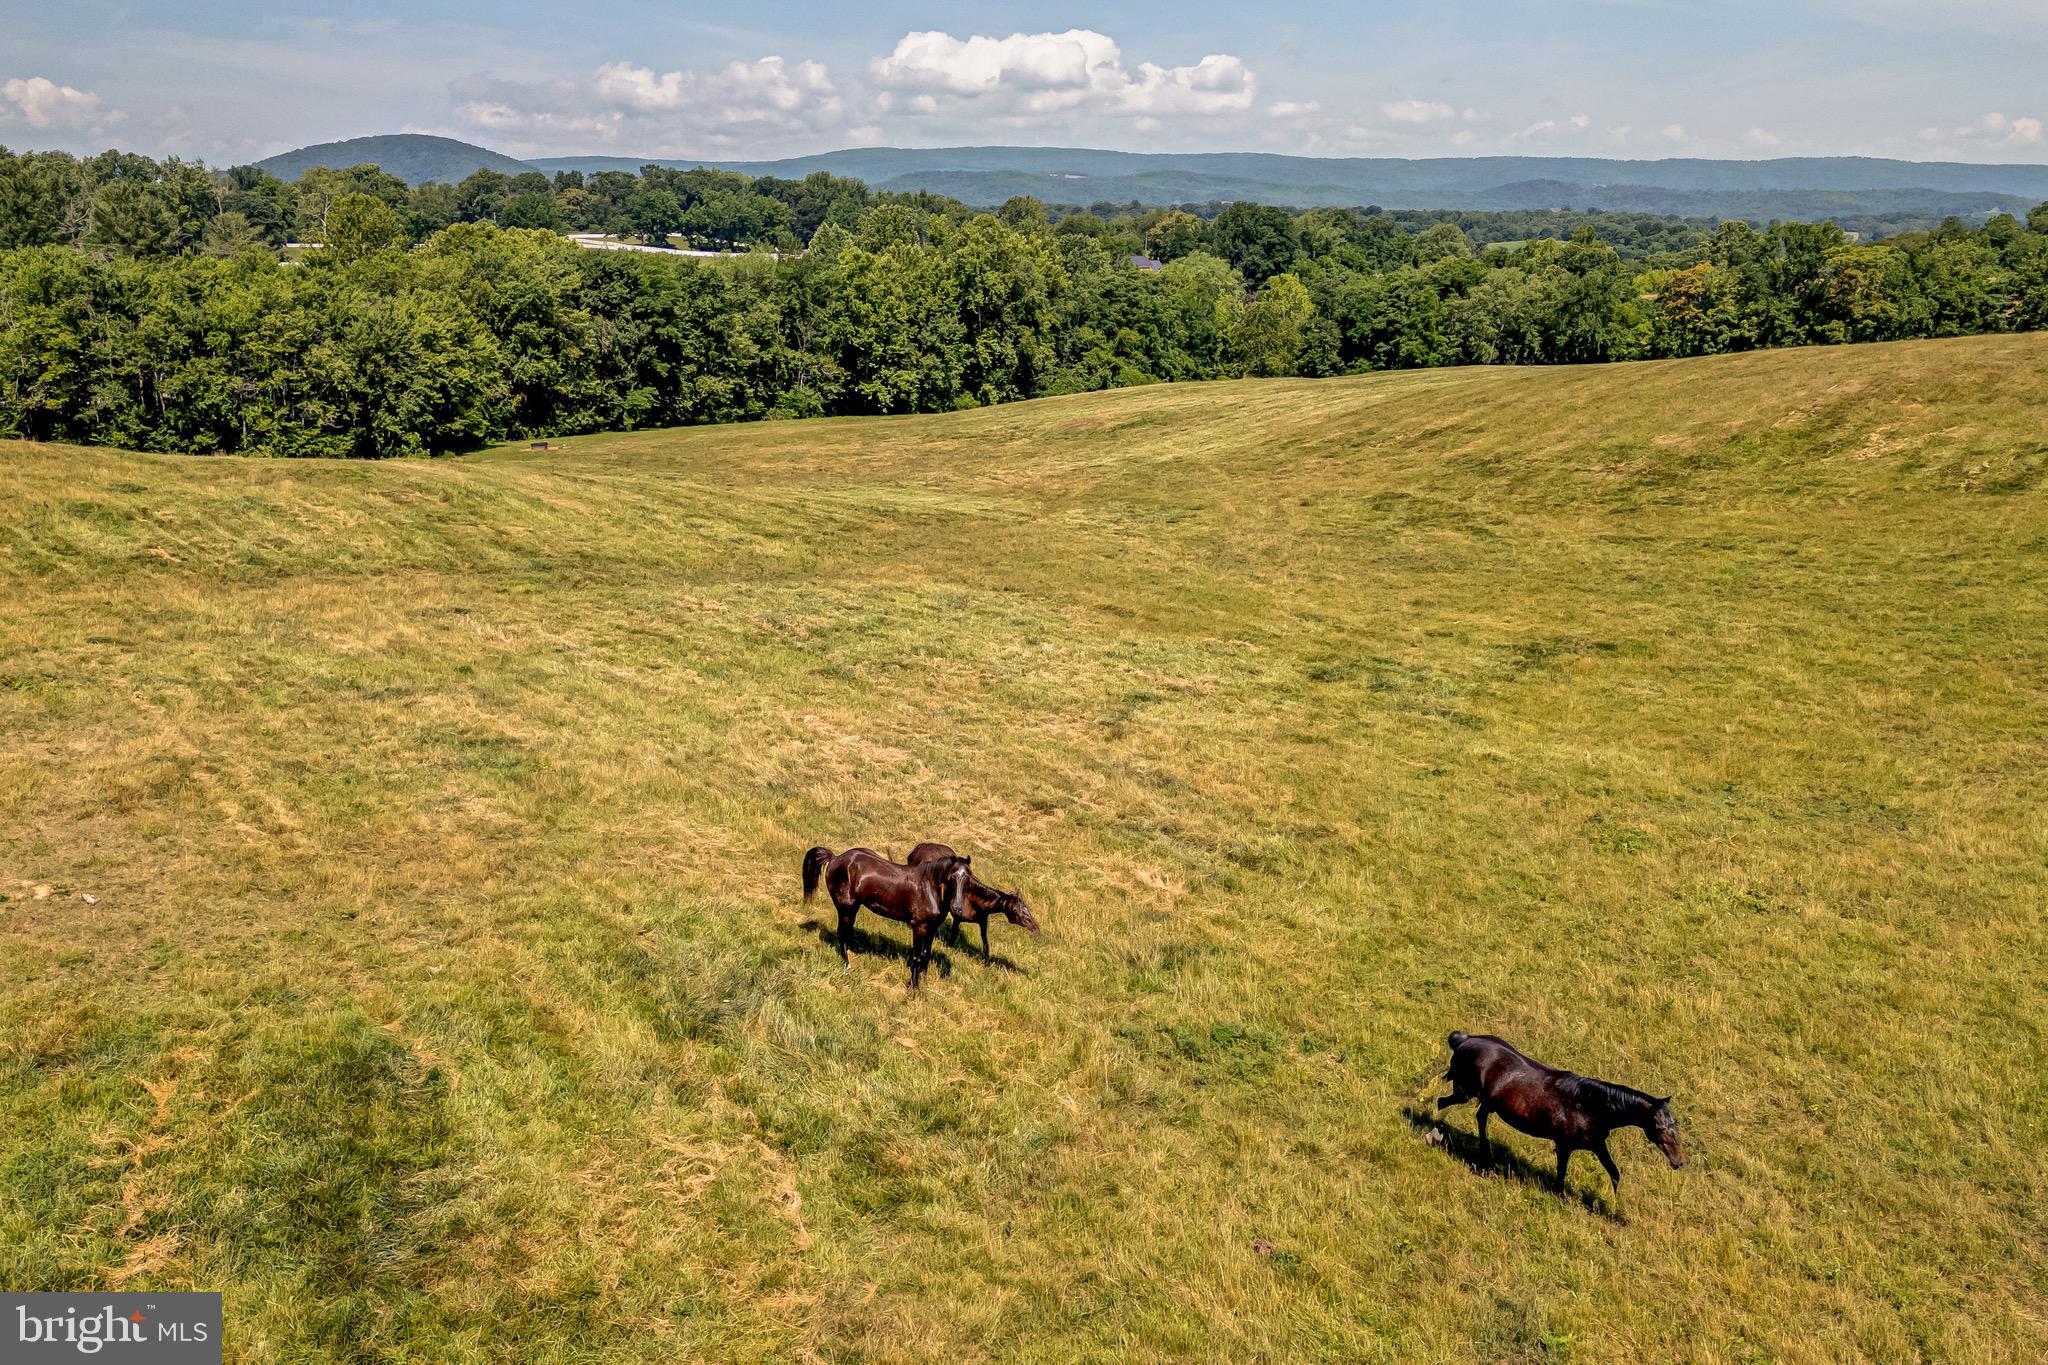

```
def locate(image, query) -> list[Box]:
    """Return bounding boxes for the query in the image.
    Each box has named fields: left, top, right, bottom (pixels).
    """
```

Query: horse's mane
left=1564, top=1074, right=1657, bottom=1121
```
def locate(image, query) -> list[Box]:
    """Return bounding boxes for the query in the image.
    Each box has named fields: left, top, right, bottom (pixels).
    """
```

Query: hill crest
left=254, top=133, right=537, bottom=184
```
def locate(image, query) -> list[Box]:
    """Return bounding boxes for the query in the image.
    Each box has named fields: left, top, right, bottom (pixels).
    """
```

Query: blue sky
left=4, top=1, right=2044, bottom=165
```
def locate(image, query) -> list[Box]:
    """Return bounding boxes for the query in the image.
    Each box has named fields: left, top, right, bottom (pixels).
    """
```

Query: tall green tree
left=323, top=193, right=405, bottom=264
left=502, top=190, right=565, bottom=232
left=679, top=192, right=791, bottom=249
left=623, top=188, right=684, bottom=244
left=1207, top=203, right=1299, bottom=285
left=406, top=182, right=460, bottom=241
left=948, top=214, right=1067, bottom=403
left=0, top=153, right=64, bottom=248
left=1228, top=273, right=1316, bottom=376
left=1146, top=210, right=1206, bottom=263
left=200, top=211, right=265, bottom=258
left=997, top=196, right=1049, bottom=232
left=296, top=163, right=408, bottom=238
left=85, top=181, right=180, bottom=258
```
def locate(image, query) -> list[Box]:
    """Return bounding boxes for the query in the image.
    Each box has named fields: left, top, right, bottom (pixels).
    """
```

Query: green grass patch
left=3, top=335, right=2046, bottom=1361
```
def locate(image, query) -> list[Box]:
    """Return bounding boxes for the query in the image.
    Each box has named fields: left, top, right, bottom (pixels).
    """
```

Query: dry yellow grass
left=2, top=335, right=2046, bottom=1362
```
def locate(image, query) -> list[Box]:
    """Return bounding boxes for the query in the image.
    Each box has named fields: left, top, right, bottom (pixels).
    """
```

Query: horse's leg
left=908, top=923, right=934, bottom=991
left=1593, top=1139, right=1621, bottom=1192
left=1555, top=1144, right=1573, bottom=1194
left=1436, top=1089, right=1471, bottom=1111
left=980, top=919, right=991, bottom=962
left=835, top=898, right=858, bottom=969
left=1475, top=1104, right=1492, bottom=1156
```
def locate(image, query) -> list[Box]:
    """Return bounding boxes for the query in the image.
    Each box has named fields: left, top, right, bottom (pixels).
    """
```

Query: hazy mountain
left=1422, top=178, right=2032, bottom=225
left=254, top=136, right=2048, bottom=225
left=529, top=145, right=2048, bottom=193
left=254, top=134, right=538, bottom=184
left=530, top=146, right=2048, bottom=223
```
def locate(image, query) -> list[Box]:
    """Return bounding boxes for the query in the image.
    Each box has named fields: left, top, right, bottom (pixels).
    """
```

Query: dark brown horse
left=802, top=846, right=973, bottom=990
left=905, top=842, right=1041, bottom=962
left=1436, top=1032, right=1686, bottom=1196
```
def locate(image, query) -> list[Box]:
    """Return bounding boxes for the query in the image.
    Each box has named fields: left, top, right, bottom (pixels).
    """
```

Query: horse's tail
left=802, top=847, right=833, bottom=901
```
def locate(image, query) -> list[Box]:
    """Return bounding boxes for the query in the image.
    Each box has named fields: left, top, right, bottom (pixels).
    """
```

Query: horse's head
left=1646, top=1096, right=1686, bottom=1168
left=992, top=886, right=1041, bottom=936
left=932, top=856, right=975, bottom=920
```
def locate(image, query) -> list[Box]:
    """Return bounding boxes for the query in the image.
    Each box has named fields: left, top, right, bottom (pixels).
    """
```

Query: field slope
left=3, top=337, right=2045, bottom=1363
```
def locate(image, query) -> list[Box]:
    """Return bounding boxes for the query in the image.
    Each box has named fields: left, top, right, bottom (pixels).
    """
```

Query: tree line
left=0, top=146, right=875, bottom=255
left=2, top=144, right=2045, bottom=458
left=0, top=146, right=1741, bottom=259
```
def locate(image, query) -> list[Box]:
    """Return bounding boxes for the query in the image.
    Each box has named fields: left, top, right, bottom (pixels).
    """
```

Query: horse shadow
left=796, top=919, right=1031, bottom=979
left=937, top=920, right=1029, bottom=974
left=1400, top=1104, right=1624, bottom=1221
left=797, top=919, right=951, bottom=977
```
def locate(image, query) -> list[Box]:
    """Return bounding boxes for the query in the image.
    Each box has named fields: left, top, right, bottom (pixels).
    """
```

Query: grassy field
left=2, top=335, right=2045, bottom=1362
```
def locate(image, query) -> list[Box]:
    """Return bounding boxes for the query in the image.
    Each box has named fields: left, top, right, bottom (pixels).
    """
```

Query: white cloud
left=1513, top=113, right=1594, bottom=143
left=594, top=56, right=836, bottom=121
left=448, top=84, right=626, bottom=145
left=1382, top=99, right=1457, bottom=125
left=452, top=33, right=1257, bottom=156
left=1913, top=109, right=2046, bottom=158
left=450, top=56, right=844, bottom=156
left=401, top=29, right=2038, bottom=163
left=1954, top=111, right=2043, bottom=144
left=2, top=76, right=123, bottom=131
left=870, top=30, right=1254, bottom=122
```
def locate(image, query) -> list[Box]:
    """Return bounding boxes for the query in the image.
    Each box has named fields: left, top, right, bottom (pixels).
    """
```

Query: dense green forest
left=3, top=145, right=2046, bottom=458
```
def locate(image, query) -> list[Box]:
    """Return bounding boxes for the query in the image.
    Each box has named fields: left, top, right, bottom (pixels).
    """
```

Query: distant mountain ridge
left=540, top=146, right=2048, bottom=222
left=533, top=146, right=2048, bottom=200
left=253, top=134, right=2048, bottom=225
left=254, top=135, right=537, bottom=184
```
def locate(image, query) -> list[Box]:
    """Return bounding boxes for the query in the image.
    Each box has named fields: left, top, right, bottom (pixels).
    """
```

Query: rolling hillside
left=3, top=337, right=2045, bottom=1361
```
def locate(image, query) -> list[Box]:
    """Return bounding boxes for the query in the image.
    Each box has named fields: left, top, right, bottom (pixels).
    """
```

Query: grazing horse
left=906, top=842, right=1041, bottom=962
left=802, top=846, right=973, bottom=991
left=1435, top=1032, right=1686, bottom=1196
